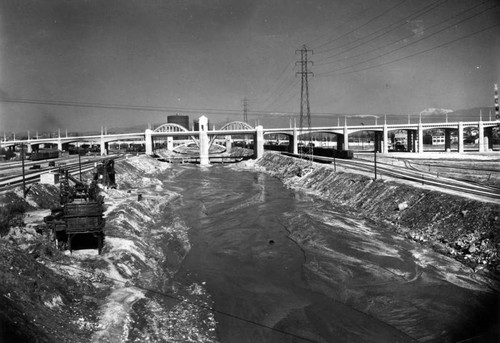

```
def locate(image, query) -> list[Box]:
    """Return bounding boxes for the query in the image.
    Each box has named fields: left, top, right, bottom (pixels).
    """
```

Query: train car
left=29, top=150, right=60, bottom=161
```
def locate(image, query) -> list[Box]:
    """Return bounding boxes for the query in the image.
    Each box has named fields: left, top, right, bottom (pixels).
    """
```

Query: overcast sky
left=0, top=0, right=499, bottom=133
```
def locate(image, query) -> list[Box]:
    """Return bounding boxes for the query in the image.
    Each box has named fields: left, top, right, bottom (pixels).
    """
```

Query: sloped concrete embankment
left=256, top=153, right=500, bottom=274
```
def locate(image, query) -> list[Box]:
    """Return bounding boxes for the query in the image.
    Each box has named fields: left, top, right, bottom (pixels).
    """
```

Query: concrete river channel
left=161, top=164, right=497, bottom=343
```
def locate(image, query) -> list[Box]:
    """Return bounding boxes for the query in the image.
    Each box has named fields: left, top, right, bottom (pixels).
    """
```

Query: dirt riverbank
left=0, top=156, right=217, bottom=343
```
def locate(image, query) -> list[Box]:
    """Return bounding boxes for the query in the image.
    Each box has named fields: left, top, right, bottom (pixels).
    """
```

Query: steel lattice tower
left=296, top=45, right=313, bottom=137
left=242, top=97, right=249, bottom=123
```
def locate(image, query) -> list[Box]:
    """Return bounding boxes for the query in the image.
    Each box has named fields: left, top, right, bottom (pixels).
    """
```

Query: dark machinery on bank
left=43, top=159, right=116, bottom=254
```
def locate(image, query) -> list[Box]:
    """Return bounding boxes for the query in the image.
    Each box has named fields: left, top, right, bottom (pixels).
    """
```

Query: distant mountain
left=449, top=107, right=497, bottom=122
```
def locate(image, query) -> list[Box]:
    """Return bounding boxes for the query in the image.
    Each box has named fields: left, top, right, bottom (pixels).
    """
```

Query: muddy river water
left=162, top=165, right=498, bottom=342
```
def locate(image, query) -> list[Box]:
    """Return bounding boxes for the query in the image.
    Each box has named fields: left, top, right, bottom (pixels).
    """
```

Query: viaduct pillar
left=418, top=123, right=424, bottom=153
left=57, top=139, right=63, bottom=153
left=374, top=131, right=382, bottom=152
left=145, top=129, right=153, bottom=155
left=484, top=127, right=493, bottom=151
left=254, top=125, right=264, bottom=159
left=225, top=135, right=232, bottom=154
left=198, top=115, right=209, bottom=165
left=444, top=129, right=452, bottom=152
left=343, top=127, right=349, bottom=151
left=166, top=137, right=174, bottom=151
left=292, top=127, right=298, bottom=154
left=382, top=124, right=389, bottom=154
left=411, top=131, right=417, bottom=152
left=458, top=122, right=464, bottom=153
left=478, top=121, right=484, bottom=152
left=406, top=131, right=412, bottom=152
left=100, top=135, right=108, bottom=156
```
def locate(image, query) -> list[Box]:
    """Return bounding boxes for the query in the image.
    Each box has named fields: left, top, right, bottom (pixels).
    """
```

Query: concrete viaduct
left=1, top=115, right=498, bottom=165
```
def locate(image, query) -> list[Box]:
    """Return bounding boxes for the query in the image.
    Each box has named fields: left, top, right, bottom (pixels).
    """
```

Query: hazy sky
left=1, top=0, right=499, bottom=133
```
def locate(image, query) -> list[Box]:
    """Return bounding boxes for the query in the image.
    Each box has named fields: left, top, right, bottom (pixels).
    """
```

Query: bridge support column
left=374, top=132, right=382, bottom=152
left=484, top=127, right=493, bottom=151
left=100, top=136, right=107, bottom=156
left=343, top=127, right=349, bottom=151
left=444, top=129, right=452, bottom=152
left=406, top=131, right=412, bottom=152
left=145, top=129, right=153, bottom=155
left=198, top=116, right=209, bottom=165
left=292, top=127, right=298, bottom=154
left=166, top=137, right=174, bottom=151
left=382, top=124, right=388, bottom=154
left=418, top=123, right=423, bottom=153
left=225, top=135, right=232, bottom=154
left=27, top=144, right=33, bottom=154
left=412, top=131, right=417, bottom=152
left=57, top=140, right=63, bottom=153
left=254, top=125, right=264, bottom=159
left=458, top=122, right=464, bottom=153
left=478, top=121, right=484, bottom=152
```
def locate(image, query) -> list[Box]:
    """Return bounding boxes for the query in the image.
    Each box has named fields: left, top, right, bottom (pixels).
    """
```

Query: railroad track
left=0, top=154, right=125, bottom=191
left=283, top=153, right=500, bottom=202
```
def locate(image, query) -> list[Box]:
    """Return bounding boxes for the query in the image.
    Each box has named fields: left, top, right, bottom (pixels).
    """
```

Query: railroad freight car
left=30, top=150, right=60, bottom=161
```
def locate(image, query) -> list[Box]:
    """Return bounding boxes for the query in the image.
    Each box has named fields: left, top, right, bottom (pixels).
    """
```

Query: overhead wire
left=256, top=57, right=297, bottom=109
left=305, top=0, right=387, bottom=47
left=317, top=0, right=492, bottom=68
left=316, top=2, right=499, bottom=77
left=319, top=22, right=500, bottom=77
left=0, top=97, right=294, bottom=118
left=313, top=0, right=408, bottom=52
left=262, top=77, right=299, bottom=111
left=315, top=0, right=448, bottom=65
left=36, top=255, right=320, bottom=343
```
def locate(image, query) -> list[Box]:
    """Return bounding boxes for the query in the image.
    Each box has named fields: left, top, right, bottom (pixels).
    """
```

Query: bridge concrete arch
left=152, top=123, right=199, bottom=152
left=209, top=121, right=255, bottom=154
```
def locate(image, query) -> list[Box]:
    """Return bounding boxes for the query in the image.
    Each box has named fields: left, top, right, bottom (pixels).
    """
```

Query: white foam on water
left=92, top=287, right=145, bottom=343
left=411, top=248, right=492, bottom=292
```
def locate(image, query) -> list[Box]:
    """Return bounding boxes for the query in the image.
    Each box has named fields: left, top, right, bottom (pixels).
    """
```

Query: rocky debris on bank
left=255, top=153, right=500, bottom=275
left=0, top=155, right=218, bottom=342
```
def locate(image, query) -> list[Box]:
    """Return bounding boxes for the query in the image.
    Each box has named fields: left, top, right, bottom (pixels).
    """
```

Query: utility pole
left=21, top=143, right=26, bottom=198
left=295, top=44, right=313, bottom=151
left=242, top=97, right=249, bottom=123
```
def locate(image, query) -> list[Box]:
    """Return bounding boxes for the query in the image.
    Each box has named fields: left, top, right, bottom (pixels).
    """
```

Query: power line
left=316, top=3, right=499, bottom=77
left=0, top=97, right=293, bottom=118
left=256, top=58, right=296, bottom=108
left=314, top=0, right=408, bottom=52
left=306, top=0, right=388, bottom=47
left=37, top=256, right=319, bottom=343
left=319, top=22, right=500, bottom=77
left=261, top=77, right=299, bottom=111
left=316, top=0, right=448, bottom=65
left=266, top=80, right=300, bottom=114
left=317, top=0, right=491, bottom=68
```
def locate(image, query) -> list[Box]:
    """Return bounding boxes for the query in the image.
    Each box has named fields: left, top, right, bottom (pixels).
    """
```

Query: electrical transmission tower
left=242, top=97, right=249, bottom=123
left=296, top=45, right=313, bottom=150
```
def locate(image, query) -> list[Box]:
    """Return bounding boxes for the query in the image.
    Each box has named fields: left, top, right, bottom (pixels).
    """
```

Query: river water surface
left=163, top=165, right=498, bottom=343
